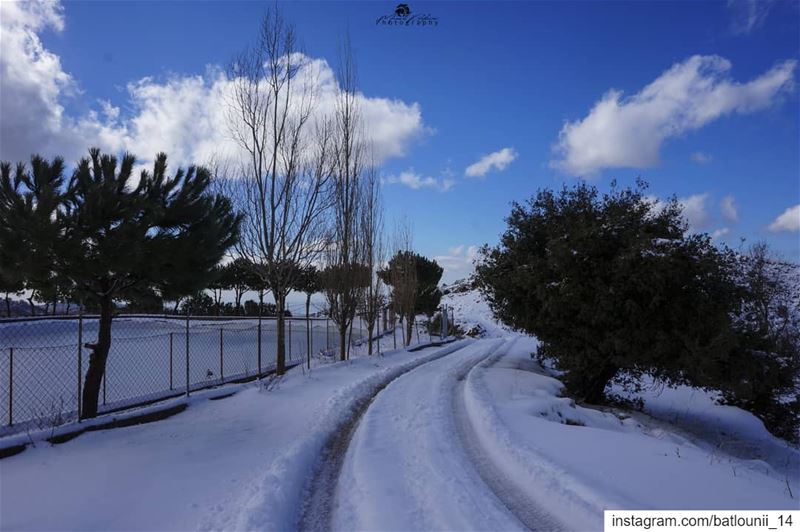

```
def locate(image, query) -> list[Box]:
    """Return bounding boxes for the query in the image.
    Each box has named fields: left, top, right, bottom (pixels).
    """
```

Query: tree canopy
left=476, top=180, right=798, bottom=440
left=0, top=148, right=241, bottom=417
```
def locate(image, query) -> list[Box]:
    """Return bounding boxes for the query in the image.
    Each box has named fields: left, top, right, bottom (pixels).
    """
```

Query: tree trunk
left=81, top=296, right=113, bottom=418
left=581, top=364, right=618, bottom=404
left=27, top=296, right=35, bottom=316
left=367, top=322, right=374, bottom=356
left=4, top=293, right=10, bottom=317
left=235, top=290, right=243, bottom=315
left=347, top=318, right=355, bottom=360
left=276, top=294, right=286, bottom=375
left=339, top=323, right=347, bottom=362
left=305, top=294, right=311, bottom=369
left=405, top=315, right=414, bottom=347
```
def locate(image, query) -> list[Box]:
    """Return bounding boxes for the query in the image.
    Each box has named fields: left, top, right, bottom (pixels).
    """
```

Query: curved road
left=299, top=337, right=559, bottom=531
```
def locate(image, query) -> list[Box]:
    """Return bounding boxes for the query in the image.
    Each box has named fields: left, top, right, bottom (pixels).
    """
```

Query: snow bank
left=463, top=337, right=799, bottom=530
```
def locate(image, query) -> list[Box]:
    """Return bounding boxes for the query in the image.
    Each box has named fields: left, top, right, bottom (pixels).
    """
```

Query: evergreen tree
left=0, top=157, right=65, bottom=317
left=379, top=251, right=443, bottom=344
left=221, top=258, right=255, bottom=315
left=476, top=180, right=799, bottom=441
left=1, top=149, right=241, bottom=418
left=476, top=181, right=731, bottom=403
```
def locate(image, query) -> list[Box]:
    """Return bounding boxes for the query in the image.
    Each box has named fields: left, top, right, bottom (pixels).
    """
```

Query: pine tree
left=0, top=158, right=65, bottom=317
left=1, top=149, right=241, bottom=418
left=380, top=251, right=443, bottom=345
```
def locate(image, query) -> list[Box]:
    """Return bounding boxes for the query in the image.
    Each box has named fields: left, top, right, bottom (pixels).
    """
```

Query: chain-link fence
left=0, top=314, right=372, bottom=437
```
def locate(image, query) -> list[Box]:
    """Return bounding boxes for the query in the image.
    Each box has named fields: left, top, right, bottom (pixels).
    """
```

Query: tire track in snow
left=297, top=339, right=473, bottom=532
left=452, top=337, right=563, bottom=531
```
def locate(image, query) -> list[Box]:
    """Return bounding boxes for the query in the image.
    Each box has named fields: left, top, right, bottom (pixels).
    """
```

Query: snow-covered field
left=0, top=316, right=369, bottom=433
left=0, top=283, right=797, bottom=531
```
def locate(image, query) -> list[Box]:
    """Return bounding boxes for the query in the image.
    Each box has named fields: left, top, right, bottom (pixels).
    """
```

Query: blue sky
left=1, top=0, right=799, bottom=287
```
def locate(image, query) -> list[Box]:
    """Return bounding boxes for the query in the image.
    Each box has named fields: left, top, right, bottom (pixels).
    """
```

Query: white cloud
left=464, top=147, right=517, bottom=178
left=720, top=195, right=738, bottom=223
left=551, top=55, right=796, bottom=176
left=384, top=169, right=454, bottom=192
left=728, top=0, right=773, bottom=35
left=0, top=0, right=82, bottom=163
left=434, top=245, right=479, bottom=284
left=679, top=193, right=711, bottom=230
left=711, top=227, right=731, bottom=240
left=768, top=204, right=800, bottom=233
left=0, top=1, right=427, bottom=169
left=648, top=192, right=710, bottom=231
left=691, top=151, right=713, bottom=164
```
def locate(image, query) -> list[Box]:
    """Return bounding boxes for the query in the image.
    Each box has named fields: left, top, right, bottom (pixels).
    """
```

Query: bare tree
left=225, top=8, right=332, bottom=374
left=361, top=165, right=385, bottom=355
left=322, top=36, right=370, bottom=361
left=388, top=221, right=417, bottom=346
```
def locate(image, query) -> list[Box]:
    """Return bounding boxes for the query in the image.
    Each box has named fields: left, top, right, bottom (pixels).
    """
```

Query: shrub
left=477, top=180, right=799, bottom=441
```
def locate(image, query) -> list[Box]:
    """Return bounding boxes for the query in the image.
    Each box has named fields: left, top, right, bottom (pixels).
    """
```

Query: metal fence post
left=326, top=318, right=330, bottom=351
left=288, top=321, right=292, bottom=361
left=257, top=313, right=262, bottom=379
left=415, top=320, right=420, bottom=344
left=77, top=309, right=83, bottom=420
left=102, top=374, right=106, bottom=405
left=169, top=332, right=174, bottom=390
left=219, top=328, right=224, bottom=381
left=7, top=347, right=13, bottom=426
left=185, top=313, right=190, bottom=397
left=393, top=320, right=397, bottom=349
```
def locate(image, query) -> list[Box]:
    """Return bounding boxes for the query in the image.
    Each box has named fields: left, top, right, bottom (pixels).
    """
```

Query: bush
left=477, top=180, right=799, bottom=441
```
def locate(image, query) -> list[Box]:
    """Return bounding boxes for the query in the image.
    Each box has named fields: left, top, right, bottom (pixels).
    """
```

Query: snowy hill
left=441, top=277, right=509, bottom=338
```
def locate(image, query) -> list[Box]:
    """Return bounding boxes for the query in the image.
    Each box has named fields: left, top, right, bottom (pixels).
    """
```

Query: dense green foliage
left=0, top=149, right=241, bottom=417
left=379, top=251, right=444, bottom=316
left=476, top=181, right=798, bottom=441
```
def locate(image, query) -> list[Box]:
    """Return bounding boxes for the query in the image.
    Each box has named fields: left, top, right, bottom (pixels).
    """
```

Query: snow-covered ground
left=1, top=281, right=797, bottom=531
left=0, top=338, right=467, bottom=530
left=466, top=337, right=798, bottom=529
left=0, top=316, right=377, bottom=433
left=442, top=280, right=799, bottom=523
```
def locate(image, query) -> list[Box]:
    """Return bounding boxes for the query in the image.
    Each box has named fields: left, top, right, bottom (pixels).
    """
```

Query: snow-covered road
left=323, top=337, right=559, bottom=531
left=2, top=331, right=796, bottom=531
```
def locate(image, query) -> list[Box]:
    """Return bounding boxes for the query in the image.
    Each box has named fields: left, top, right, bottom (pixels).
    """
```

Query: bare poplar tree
left=389, top=221, right=417, bottom=346
left=361, top=165, right=385, bottom=355
left=322, top=36, right=370, bottom=361
left=225, top=8, right=333, bottom=374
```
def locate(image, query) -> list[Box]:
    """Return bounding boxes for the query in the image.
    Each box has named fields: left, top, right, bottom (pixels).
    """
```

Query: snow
left=332, top=338, right=525, bottom=531
left=0, top=339, right=465, bottom=531
left=0, top=315, right=384, bottom=434
left=464, top=336, right=799, bottom=530
left=2, top=277, right=798, bottom=531
left=441, top=279, right=509, bottom=338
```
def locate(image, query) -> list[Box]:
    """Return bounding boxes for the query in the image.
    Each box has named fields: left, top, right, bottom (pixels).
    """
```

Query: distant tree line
left=477, top=180, right=799, bottom=442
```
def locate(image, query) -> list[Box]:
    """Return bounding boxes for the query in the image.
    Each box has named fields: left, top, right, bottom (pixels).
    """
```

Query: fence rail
left=0, top=314, right=375, bottom=437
